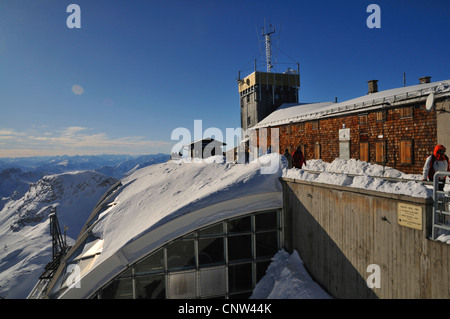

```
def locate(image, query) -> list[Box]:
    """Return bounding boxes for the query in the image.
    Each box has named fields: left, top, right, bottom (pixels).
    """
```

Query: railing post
left=432, top=172, right=450, bottom=240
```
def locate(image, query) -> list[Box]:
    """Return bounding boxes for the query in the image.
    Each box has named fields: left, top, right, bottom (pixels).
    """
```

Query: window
left=360, top=142, right=369, bottom=162
left=400, top=140, right=413, bottom=164
left=314, top=143, right=321, bottom=159
left=200, top=267, right=226, bottom=297
left=298, top=123, right=305, bottom=132
left=359, top=114, right=368, bottom=125
left=247, top=117, right=251, bottom=127
left=312, top=121, right=319, bottom=130
left=135, top=274, right=165, bottom=299
left=134, top=249, right=164, bottom=275
left=228, top=216, right=251, bottom=233
left=166, top=239, right=195, bottom=270
left=228, top=235, right=252, bottom=262
left=375, top=141, right=386, bottom=163
left=168, top=271, right=196, bottom=299
left=101, top=277, right=133, bottom=299
left=198, top=237, right=224, bottom=266
left=399, top=107, right=413, bottom=119
left=376, top=111, right=385, bottom=122
left=95, top=210, right=282, bottom=299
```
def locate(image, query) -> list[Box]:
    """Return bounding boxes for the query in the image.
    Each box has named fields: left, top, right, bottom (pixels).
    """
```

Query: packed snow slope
left=0, top=171, right=117, bottom=299
left=89, top=155, right=284, bottom=273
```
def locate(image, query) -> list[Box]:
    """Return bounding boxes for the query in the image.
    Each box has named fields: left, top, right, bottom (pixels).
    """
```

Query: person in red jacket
left=422, top=144, right=449, bottom=191
left=292, top=146, right=307, bottom=169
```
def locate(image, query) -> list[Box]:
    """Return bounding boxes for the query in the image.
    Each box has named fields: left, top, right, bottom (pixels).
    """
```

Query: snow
left=282, top=158, right=441, bottom=198
left=1, top=153, right=448, bottom=299
left=90, top=154, right=285, bottom=271
left=282, top=158, right=450, bottom=244
left=47, top=154, right=335, bottom=299
left=253, top=79, right=450, bottom=129
left=0, top=171, right=117, bottom=299
left=251, top=249, right=332, bottom=299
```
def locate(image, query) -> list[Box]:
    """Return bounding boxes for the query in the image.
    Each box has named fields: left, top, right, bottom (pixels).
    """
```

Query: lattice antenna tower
left=262, top=22, right=275, bottom=73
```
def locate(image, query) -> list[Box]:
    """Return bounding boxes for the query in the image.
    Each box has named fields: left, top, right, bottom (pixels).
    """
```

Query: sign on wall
left=397, top=203, right=422, bottom=230
left=339, top=128, right=350, bottom=141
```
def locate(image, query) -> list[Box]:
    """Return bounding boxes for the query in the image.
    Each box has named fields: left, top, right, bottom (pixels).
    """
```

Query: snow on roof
left=51, top=154, right=285, bottom=298
left=253, top=79, right=450, bottom=129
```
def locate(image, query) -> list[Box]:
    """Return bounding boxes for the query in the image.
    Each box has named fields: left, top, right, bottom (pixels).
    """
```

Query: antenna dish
left=425, top=92, right=435, bottom=111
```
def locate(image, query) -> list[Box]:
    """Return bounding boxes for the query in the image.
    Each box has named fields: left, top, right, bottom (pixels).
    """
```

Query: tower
left=238, top=24, right=300, bottom=131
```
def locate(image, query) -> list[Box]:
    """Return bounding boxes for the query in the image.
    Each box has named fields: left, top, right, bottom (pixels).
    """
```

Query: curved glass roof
left=42, top=154, right=285, bottom=299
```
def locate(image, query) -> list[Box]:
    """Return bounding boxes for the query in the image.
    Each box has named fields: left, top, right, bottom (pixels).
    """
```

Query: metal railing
left=431, top=172, right=450, bottom=240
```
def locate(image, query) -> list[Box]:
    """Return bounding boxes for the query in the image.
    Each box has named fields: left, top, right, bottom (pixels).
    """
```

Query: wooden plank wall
left=281, top=178, right=450, bottom=299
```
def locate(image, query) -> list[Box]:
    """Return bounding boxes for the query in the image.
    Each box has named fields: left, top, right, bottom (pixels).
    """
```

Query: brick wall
left=258, top=103, right=438, bottom=175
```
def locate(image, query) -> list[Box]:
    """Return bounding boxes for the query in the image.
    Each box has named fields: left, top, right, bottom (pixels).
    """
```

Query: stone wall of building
left=259, top=102, right=438, bottom=175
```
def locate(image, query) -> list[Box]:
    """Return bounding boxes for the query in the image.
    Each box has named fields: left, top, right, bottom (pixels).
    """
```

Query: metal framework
left=94, top=209, right=283, bottom=299
left=262, top=24, right=275, bottom=73
left=431, top=172, right=450, bottom=240
left=39, top=208, right=69, bottom=280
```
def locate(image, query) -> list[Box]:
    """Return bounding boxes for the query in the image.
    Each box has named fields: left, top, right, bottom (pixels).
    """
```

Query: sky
left=0, top=0, right=449, bottom=157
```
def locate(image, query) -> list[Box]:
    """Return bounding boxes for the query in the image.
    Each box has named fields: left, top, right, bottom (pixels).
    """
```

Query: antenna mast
left=262, top=22, right=275, bottom=73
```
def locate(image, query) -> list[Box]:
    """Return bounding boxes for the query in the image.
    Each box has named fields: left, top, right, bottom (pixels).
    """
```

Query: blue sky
left=0, top=0, right=449, bottom=157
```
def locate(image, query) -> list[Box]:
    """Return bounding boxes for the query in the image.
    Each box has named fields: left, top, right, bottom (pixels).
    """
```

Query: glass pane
left=134, top=249, right=164, bottom=275
left=101, top=278, right=133, bottom=299
left=198, top=223, right=223, bottom=237
left=228, top=263, right=252, bottom=293
left=167, top=240, right=195, bottom=270
left=119, top=267, right=132, bottom=278
left=255, top=211, right=277, bottom=231
left=228, top=235, right=252, bottom=262
left=256, top=231, right=278, bottom=258
left=199, top=267, right=226, bottom=297
left=256, top=260, right=271, bottom=282
left=229, top=291, right=253, bottom=299
left=228, top=216, right=251, bottom=233
left=198, top=237, right=224, bottom=267
left=135, top=274, right=165, bottom=299
left=168, top=271, right=196, bottom=299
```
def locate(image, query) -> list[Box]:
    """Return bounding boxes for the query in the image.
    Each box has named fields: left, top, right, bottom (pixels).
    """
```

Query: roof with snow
left=44, top=155, right=285, bottom=299
left=252, top=79, right=450, bottom=129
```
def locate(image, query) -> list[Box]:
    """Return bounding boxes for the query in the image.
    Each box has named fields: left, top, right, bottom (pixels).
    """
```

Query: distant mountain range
left=0, top=153, right=170, bottom=298
left=0, top=154, right=170, bottom=207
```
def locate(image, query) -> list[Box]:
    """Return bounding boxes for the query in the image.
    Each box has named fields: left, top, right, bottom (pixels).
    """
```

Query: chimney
left=367, top=80, right=378, bottom=94
left=419, top=76, right=431, bottom=84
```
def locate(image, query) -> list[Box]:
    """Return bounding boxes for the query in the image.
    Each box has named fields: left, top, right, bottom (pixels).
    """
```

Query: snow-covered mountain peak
left=7, top=171, right=117, bottom=234
left=0, top=170, right=118, bottom=298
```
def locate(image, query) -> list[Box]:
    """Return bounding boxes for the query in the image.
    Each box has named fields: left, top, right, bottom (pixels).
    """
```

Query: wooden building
left=246, top=77, right=450, bottom=174
left=184, top=138, right=226, bottom=159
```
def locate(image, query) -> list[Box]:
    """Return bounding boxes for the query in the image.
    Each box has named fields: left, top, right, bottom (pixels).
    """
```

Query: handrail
left=431, top=171, right=450, bottom=240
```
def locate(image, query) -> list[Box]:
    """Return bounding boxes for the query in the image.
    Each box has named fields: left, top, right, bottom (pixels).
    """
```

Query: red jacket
left=292, top=150, right=306, bottom=169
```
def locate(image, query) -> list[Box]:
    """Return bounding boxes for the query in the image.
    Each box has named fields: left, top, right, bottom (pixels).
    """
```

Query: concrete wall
left=281, top=178, right=450, bottom=299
